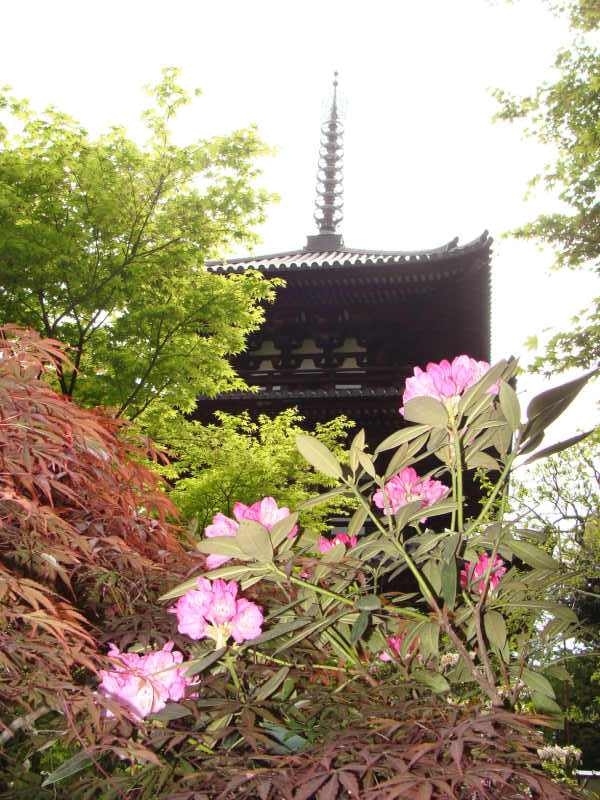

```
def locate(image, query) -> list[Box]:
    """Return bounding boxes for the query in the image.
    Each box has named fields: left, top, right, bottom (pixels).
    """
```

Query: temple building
left=201, top=75, right=492, bottom=442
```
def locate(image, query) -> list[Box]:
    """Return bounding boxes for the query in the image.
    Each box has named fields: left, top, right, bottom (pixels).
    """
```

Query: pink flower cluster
left=169, top=578, right=263, bottom=648
left=98, top=641, right=192, bottom=719
left=378, top=634, right=404, bottom=662
left=460, top=553, right=507, bottom=595
left=205, top=496, right=298, bottom=569
left=317, top=532, right=358, bottom=553
left=402, top=355, right=496, bottom=411
left=373, top=466, right=449, bottom=520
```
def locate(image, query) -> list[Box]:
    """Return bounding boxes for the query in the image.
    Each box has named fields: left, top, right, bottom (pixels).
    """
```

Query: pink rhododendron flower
left=401, top=355, right=497, bottom=413
left=169, top=578, right=263, bottom=648
left=378, top=634, right=404, bottom=662
left=460, top=553, right=507, bottom=595
left=230, top=598, right=264, bottom=643
left=98, top=641, right=191, bottom=719
left=203, top=578, right=238, bottom=625
left=203, top=497, right=298, bottom=570
left=373, top=467, right=449, bottom=521
left=167, top=578, right=213, bottom=639
left=317, top=532, right=358, bottom=553
left=234, top=496, right=297, bottom=534
left=205, top=513, right=239, bottom=569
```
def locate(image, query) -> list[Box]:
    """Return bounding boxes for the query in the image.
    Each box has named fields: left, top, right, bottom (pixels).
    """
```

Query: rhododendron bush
left=1, top=337, right=595, bottom=800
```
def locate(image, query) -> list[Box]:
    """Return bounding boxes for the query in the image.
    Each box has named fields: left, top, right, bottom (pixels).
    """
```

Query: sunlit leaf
left=374, top=424, right=430, bottom=454
left=509, top=539, right=559, bottom=570
left=499, top=382, right=521, bottom=431
left=184, top=646, right=227, bottom=677
left=403, top=397, right=448, bottom=427
left=413, top=668, right=449, bottom=693
left=41, top=751, right=93, bottom=787
left=270, top=513, right=299, bottom=548
left=484, top=610, right=507, bottom=651
left=356, top=595, right=381, bottom=611
left=521, top=429, right=594, bottom=465
left=254, top=666, right=290, bottom=702
left=296, top=434, right=343, bottom=479
left=236, top=520, right=273, bottom=562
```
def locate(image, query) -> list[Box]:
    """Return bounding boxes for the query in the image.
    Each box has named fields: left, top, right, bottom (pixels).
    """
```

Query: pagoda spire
left=306, top=72, right=344, bottom=251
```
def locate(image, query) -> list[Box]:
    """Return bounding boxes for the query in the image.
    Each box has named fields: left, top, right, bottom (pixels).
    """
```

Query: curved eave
left=207, top=231, right=492, bottom=275
left=199, top=386, right=402, bottom=402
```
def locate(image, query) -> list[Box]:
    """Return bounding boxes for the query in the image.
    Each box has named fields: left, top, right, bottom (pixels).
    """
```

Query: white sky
left=1, top=0, right=598, bottom=439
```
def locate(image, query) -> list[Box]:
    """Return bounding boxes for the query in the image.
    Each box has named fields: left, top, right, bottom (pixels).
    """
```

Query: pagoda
left=201, top=75, right=492, bottom=442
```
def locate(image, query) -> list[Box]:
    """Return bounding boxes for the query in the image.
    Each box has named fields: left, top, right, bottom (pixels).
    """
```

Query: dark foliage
left=0, top=326, right=193, bottom=719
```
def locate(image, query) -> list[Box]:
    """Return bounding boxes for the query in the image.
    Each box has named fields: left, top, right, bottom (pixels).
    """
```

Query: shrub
left=0, top=326, right=192, bottom=722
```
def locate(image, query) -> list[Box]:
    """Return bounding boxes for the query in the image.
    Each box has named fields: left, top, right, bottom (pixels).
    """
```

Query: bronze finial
left=313, top=72, right=344, bottom=240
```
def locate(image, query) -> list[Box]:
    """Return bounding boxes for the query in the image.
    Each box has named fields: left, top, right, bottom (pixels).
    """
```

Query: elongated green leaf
left=374, top=424, right=430, bottom=454
left=184, top=646, right=227, bottom=677
left=403, top=397, right=448, bottom=427
left=459, top=359, right=509, bottom=417
left=195, top=537, right=245, bottom=557
left=519, top=432, right=545, bottom=457
left=465, top=426, right=502, bottom=459
left=273, top=614, right=345, bottom=656
left=522, top=668, right=556, bottom=699
left=296, top=434, right=343, bottom=478
left=521, top=429, right=594, bottom=466
left=298, top=486, right=349, bottom=510
left=347, top=504, right=368, bottom=536
left=159, top=576, right=201, bottom=601
left=150, top=703, right=192, bottom=721
left=254, top=666, right=290, bottom=702
left=531, top=692, right=562, bottom=717
left=440, top=558, right=457, bottom=610
left=393, top=499, right=424, bottom=531
left=350, top=428, right=366, bottom=453
left=350, top=610, right=369, bottom=644
left=484, top=610, right=507, bottom=651
left=41, top=751, right=93, bottom=787
left=413, top=668, right=449, bottom=693
left=205, top=564, right=263, bottom=581
left=385, top=433, right=430, bottom=478
left=243, top=618, right=309, bottom=647
left=236, top=520, right=273, bottom=562
left=270, top=513, right=299, bottom=548
left=418, top=622, right=440, bottom=658
left=499, top=382, right=520, bottom=431
left=510, top=539, right=558, bottom=570
left=356, top=595, right=381, bottom=611
left=423, top=559, right=442, bottom=594
left=465, top=451, right=501, bottom=471
left=441, top=532, right=460, bottom=562
left=526, top=368, right=596, bottom=421
left=408, top=499, right=456, bottom=524
left=358, top=451, right=378, bottom=479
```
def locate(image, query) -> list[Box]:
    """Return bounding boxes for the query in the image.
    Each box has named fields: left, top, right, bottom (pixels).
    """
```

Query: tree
left=0, top=327, right=191, bottom=727
left=146, top=406, right=356, bottom=533
left=511, top=431, right=600, bottom=766
left=494, top=1, right=599, bottom=374
left=0, top=69, right=276, bottom=419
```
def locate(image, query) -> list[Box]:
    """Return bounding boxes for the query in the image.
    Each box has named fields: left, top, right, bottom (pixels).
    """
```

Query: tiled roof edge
left=206, top=231, right=491, bottom=272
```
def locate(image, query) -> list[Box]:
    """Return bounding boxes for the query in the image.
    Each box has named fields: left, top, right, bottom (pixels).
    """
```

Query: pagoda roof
left=208, top=231, right=492, bottom=276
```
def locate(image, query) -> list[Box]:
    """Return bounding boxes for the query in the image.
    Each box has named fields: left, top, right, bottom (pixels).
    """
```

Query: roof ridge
left=207, top=232, right=491, bottom=268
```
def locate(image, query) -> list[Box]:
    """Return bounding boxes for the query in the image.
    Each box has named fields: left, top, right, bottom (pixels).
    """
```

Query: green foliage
left=511, top=430, right=600, bottom=767
left=148, top=407, right=356, bottom=533
left=493, top=2, right=599, bottom=374
left=0, top=68, right=276, bottom=418
left=2, top=351, right=595, bottom=798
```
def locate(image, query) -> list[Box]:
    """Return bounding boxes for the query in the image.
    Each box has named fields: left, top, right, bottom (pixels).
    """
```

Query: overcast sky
left=1, top=0, right=597, bottom=437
